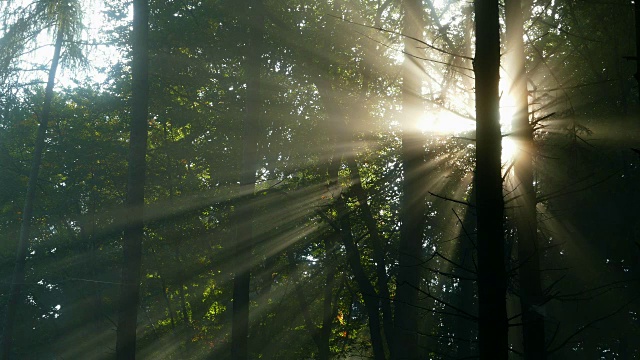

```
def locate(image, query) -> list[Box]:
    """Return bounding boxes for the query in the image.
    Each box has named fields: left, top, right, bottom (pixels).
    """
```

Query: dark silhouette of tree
left=474, top=0, right=508, bottom=358
left=1, top=0, right=83, bottom=356
left=1, top=24, right=63, bottom=360
left=634, top=0, right=640, bottom=100
left=231, top=0, right=263, bottom=358
left=395, top=0, right=427, bottom=358
left=505, top=0, right=546, bottom=358
left=115, top=0, right=149, bottom=356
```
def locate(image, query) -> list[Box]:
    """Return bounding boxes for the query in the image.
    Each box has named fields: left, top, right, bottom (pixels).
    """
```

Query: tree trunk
left=474, top=0, right=508, bottom=357
left=115, top=0, right=149, bottom=356
left=505, top=0, right=546, bottom=358
left=231, top=1, right=263, bottom=358
left=453, top=185, right=477, bottom=358
left=345, top=159, right=395, bottom=356
left=634, top=0, right=640, bottom=101
left=315, top=66, right=394, bottom=356
left=395, top=0, right=426, bottom=358
left=1, top=24, right=64, bottom=360
left=160, top=278, right=176, bottom=330
left=318, top=238, right=337, bottom=360
left=316, top=76, right=387, bottom=360
left=331, top=184, right=386, bottom=360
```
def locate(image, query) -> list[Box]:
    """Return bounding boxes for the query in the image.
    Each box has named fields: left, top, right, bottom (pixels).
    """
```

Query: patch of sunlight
left=499, top=85, right=517, bottom=164
left=417, top=110, right=474, bottom=135
left=501, top=136, right=517, bottom=164
left=500, top=93, right=517, bottom=128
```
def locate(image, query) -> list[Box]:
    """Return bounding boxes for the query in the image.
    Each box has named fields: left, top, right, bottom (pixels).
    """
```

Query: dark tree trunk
left=317, top=78, right=386, bottom=360
left=345, top=158, right=395, bottom=356
left=635, top=0, right=640, bottom=101
left=316, top=62, right=394, bottom=356
left=231, top=1, right=263, bottom=358
left=505, top=0, right=546, bottom=358
left=395, top=0, right=426, bottom=358
left=348, top=30, right=394, bottom=351
left=1, top=24, right=64, bottom=360
left=179, top=283, right=189, bottom=325
left=160, top=278, right=176, bottom=330
left=115, top=0, right=149, bottom=356
left=332, top=186, right=386, bottom=360
left=453, top=185, right=477, bottom=358
left=474, top=0, right=508, bottom=357
left=318, top=238, right=337, bottom=360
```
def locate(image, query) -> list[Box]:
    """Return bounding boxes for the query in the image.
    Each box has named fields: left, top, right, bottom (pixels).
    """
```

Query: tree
left=1, top=0, right=82, bottom=357
left=394, top=0, right=427, bottom=358
left=634, top=0, right=640, bottom=101
left=0, top=0, right=638, bottom=358
left=115, top=0, right=149, bottom=356
left=504, top=0, right=546, bottom=358
left=231, top=0, right=264, bottom=358
left=474, top=0, right=508, bottom=358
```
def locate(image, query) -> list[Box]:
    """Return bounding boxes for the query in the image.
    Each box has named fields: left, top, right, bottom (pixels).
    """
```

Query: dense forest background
left=0, top=0, right=639, bottom=358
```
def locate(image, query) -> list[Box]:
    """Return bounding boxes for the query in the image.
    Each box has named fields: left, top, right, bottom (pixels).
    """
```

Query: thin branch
left=429, top=191, right=474, bottom=207
left=547, top=297, right=639, bottom=353
left=325, top=13, right=473, bottom=60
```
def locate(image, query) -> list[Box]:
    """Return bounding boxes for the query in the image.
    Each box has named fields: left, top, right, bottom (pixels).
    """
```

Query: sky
left=7, top=0, right=127, bottom=89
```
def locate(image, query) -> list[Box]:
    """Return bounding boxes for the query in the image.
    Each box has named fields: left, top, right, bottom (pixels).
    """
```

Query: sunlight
left=417, top=109, right=474, bottom=135
left=501, top=136, right=517, bottom=164
left=9, top=0, right=119, bottom=87
left=499, top=82, right=518, bottom=164
left=415, top=97, right=519, bottom=165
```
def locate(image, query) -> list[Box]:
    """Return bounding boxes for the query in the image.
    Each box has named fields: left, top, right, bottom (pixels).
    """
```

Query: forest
left=0, top=0, right=639, bottom=358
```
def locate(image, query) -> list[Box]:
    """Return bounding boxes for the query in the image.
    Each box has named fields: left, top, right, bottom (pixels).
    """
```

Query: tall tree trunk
left=474, top=0, right=508, bottom=357
left=350, top=28, right=395, bottom=352
left=318, top=78, right=386, bottom=360
left=395, top=0, right=426, bottom=358
left=287, top=248, right=335, bottom=360
left=505, top=0, right=546, bottom=358
left=453, top=184, right=477, bottom=358
left=634, top=0, right=640, bottom=101
left=316, top=66, right=395, bottom=356
left=231, top=1, right=263, bottom=358
left=329, top=175, right=386, bottom=360
left=1, top=24, right=64, bottom=360
left=160, top=278, right=176, bottom=330
left=318, top=238, right=337, bottom=360
left=115, top=0, right=149, bottom=356
left=345, top=158, right=395, bottom=356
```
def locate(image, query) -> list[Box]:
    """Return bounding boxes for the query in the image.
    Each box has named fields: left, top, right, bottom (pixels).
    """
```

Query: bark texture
left=115, top=0, right=149, bottom=357
left=474, top=0, right=508, bottom=357
left=231, top=1, right=263, bottom=358
left=394, top=0, right=426, bottom=358
left=635, top=0, right=640, bottom=101
left=505, top=0, right=546, bottom=358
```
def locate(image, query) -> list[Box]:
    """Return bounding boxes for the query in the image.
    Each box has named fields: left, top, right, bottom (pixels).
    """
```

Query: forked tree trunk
left=1, top=24, right=64, bottom=360
left=115, top=0, right=149, bottom=356
left=231, top=1, right=263, bottom=358
left=474, top=0, right=508, bottom=357
left=317, top=77, right=386, bottom=360
left=505, top=0, right=546, bottom=358
left=394, top=0, right=426, bottom=358
left=328, top=162, right=386, bottom=360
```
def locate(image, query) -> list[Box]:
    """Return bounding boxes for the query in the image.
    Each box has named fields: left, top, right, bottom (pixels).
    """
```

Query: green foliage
left=1, top=0, right=638, bottom=358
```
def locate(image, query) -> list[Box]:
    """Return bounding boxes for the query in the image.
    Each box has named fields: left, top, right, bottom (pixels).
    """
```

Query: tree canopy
left=0, top=0, right=639, bottom=359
